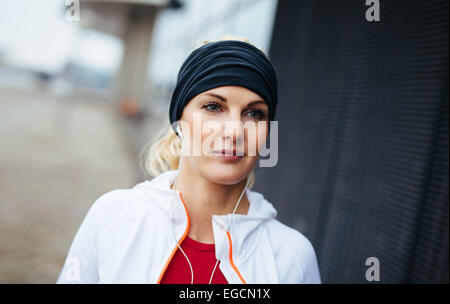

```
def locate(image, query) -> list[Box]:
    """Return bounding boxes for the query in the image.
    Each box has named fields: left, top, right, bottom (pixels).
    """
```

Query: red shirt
left=160, top=236, right=228, bottom=284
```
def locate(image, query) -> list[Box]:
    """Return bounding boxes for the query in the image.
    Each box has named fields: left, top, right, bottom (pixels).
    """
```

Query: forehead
left=197, top=86, right=265, bottom=103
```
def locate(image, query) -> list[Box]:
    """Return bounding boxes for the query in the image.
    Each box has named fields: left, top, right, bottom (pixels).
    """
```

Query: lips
left=215, top=149, right=245, bottom=156
left=212, top=149, right=245, bottom=162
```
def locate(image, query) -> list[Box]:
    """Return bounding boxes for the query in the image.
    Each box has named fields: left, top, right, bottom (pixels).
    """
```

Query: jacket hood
left=134, top=169, right=277, bottom=220
left=133, top=170, right=278, bottom=264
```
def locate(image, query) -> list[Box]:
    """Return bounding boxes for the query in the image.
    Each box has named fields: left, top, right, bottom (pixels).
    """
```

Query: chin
left=205, top=162, right=252, bottom=186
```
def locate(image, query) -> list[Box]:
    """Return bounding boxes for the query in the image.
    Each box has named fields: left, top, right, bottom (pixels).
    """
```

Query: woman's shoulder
left=265, top=218, right=316, bottom=255
left=84, top=181, right=159, bottom=231
left=263, top=218, right=321, bottom=283
left=93, top=182, right=153, bottom=209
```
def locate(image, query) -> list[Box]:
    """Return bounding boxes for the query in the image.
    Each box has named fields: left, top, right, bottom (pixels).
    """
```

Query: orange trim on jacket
left=157, top=192, right=246, bottom=284
left=156, top=192, right=190, bottom=283
left=226, top=231, right=247, bottom=284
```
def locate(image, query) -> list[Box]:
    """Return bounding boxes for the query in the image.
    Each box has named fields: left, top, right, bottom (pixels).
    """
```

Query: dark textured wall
left=255, top=0, right=449, bottom=283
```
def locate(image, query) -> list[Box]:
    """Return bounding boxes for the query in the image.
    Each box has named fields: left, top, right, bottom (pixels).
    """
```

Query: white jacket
left=56, top=170, right=321, bottom=284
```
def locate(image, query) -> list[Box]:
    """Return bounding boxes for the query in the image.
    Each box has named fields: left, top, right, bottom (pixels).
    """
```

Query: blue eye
left=246, top=109, right=267, bottom=120
left=203, top=102, right=221, bottom=112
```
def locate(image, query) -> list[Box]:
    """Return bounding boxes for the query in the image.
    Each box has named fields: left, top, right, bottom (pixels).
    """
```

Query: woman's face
left=178, top=86, right=269, bottom=185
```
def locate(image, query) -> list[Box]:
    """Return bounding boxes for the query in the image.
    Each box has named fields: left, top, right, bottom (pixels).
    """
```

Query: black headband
left=169, top=40, right=278, bottom=132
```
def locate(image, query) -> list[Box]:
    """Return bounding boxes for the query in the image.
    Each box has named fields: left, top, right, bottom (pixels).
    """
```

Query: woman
left=56, top=36, right=321, bottom=284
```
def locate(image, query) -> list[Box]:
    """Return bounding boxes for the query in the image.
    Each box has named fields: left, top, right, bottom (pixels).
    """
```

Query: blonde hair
left=143, top=35, right=265, bottom=189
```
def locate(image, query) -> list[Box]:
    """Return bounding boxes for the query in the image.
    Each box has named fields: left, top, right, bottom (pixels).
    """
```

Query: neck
left=172, top=158, right=250, bottom=244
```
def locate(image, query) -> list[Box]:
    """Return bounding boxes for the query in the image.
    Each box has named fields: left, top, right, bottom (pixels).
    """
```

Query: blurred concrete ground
left=0, top=87, right=152, bottom=283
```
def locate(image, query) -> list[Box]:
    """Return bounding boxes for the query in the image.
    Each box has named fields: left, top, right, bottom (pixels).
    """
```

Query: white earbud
left=176, top=125, right=183, bottom=140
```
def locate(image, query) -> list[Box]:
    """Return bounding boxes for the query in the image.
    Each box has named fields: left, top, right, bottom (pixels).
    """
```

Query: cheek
left=199, top=117, right=224, bottom=153
left=245, top=125, right=268, bottom=156
left=183, top=111, right=218, bottom=154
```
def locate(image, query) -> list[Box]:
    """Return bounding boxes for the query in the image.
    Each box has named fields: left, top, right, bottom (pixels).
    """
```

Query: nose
left=223, top=118, right=244, bottom=145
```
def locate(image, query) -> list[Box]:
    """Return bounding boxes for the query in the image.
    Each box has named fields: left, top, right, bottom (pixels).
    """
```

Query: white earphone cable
left=208, top=176, right=251, bottom=284
left=170, top=130, right=194, bottom=284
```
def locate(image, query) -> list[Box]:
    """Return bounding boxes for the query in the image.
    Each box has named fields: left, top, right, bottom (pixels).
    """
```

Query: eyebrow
left=203, top=93, right=267, bottom=107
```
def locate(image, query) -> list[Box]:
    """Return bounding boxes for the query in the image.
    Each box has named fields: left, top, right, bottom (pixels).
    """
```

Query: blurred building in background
left=0, top=0, right=447, bottom=283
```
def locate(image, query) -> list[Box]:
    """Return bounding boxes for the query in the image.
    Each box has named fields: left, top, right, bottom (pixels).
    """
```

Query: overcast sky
left=0, top=0, right=122, bottom=74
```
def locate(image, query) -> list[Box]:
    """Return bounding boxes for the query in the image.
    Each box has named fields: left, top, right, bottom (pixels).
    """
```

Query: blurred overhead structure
left=79, top=0, right=181, bottom=116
